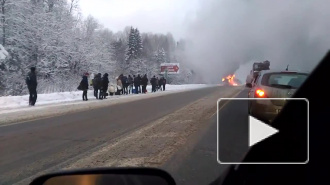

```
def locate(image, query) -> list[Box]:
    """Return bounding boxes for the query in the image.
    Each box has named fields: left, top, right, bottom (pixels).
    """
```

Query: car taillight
left=255, top=89, right=266, bottom=98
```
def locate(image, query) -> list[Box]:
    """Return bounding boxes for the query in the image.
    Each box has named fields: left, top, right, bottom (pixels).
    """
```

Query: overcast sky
left=79, top=0, right=199, bottom=40
left=79, top=0, right=330, bottom=83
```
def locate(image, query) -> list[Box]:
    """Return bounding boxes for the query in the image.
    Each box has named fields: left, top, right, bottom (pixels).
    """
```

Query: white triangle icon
left=249, top=116, right=279, bottom=147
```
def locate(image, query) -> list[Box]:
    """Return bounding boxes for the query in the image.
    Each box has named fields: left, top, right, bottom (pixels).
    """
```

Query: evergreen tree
left=111, top=39, right=126, bottom=67
left=125, top=27, right=137, bottom=63
left=134, top=28, right=143, bottom=57
left=154, top=48, right=166, bottom=64
left=124, top=27, right=144, bottom=75
left=142, top=35, right=152, bottom=58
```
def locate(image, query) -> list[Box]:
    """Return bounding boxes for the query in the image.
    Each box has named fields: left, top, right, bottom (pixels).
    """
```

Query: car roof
left=258, top=70, right=309, bottom=75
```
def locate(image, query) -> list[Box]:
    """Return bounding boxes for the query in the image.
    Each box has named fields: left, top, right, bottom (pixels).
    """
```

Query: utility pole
left=164, top=69, right=168, bottom=80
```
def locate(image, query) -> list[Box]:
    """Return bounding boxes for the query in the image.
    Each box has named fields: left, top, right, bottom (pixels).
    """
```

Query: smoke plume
left=184, top=0, right=330, bottom=83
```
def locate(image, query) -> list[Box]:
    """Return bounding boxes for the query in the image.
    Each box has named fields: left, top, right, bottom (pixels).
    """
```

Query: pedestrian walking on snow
left=101, top=73, right=109, bottom=99
left=161, top=77, right=167, bottom=91
left=78, top=73, right=89, bottom=101
left=141, top=74, right=148, bottom=93
left=133, top=75, right=140, bottom=94
left=122, top=75, right=128, bottom=95
left=137, top=74, right=142, bottom=93
left=159, top=77, right=164, bottom=91
left=93, top=73, right=102, bottom=99
left=151, top=75, right=157, bottom=92
left=156, top=77, right=160, bottom=91
left=26, top=67, right=38, bottom=106
left=128, top=75, right=133, bottom=94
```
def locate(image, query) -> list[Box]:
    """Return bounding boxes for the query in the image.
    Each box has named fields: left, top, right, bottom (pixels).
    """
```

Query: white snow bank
left=0, top=44, right=9, bottom=60
left=0, top=84, right=209, bottom=111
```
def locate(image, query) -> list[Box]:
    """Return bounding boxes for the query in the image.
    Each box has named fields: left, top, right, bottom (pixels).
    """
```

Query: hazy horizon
left=80, top=0, right=330, bottom=83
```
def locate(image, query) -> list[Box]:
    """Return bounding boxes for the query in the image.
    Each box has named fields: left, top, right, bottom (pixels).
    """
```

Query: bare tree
left=0, top=0, right=6, bottom=45
left=0, top=0, right=192, bottom=96
left=69, top=0, right=79, bottom=14
left=83, top=15, right=99, bottom=42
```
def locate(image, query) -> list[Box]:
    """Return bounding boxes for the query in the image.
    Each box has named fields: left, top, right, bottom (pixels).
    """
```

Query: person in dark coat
left=118, top=74, right=123, bottom=83
left=133, top=75, right=138, bottom=94
left=137, top=74, right=142, bottom=93
left=121, top=75, right=128, bottom=95
left=93, top=73, right=101, bottom=99
left=128, top=75, right=133, bottom=94
left=134, top=74, right=142, bottom=94
left=26, top=67, right=38, bottom=106
left=163, top=77, right=167, bottom=91
left=141, top=74, right=148, bottom=93
left=140, top=75, right=143, bottom=93
left=156, top=77, right=160, bottom=91
left=159, top=77, right=164, bottom=91
left=80, top=74, right=89, bottom=101
left=101, top=73, right=109, bottom=99
left=160, top=77, right=167, bottom=91
left=97, top=73, right=103, bottom=99
left=150, top=76, right=157, bottom=92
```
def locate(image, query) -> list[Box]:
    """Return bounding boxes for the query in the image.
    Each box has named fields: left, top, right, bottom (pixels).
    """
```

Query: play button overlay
left=249, top=116, right=279, bottom=147
left=217, top=98, right=309, bottom=164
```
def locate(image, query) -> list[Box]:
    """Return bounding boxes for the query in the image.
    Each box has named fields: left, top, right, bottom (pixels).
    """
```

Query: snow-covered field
left=0, top=84, right=209, bottom=111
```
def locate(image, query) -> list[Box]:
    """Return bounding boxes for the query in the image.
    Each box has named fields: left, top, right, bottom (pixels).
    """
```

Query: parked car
left=248, top=70, right=308, bottom=123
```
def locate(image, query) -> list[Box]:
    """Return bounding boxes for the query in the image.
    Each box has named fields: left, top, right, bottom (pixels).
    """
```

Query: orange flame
left=222, top=74, right=239, bottom=86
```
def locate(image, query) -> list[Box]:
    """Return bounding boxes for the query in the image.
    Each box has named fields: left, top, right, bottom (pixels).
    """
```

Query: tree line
left=0, top=0, right=195, bottom=96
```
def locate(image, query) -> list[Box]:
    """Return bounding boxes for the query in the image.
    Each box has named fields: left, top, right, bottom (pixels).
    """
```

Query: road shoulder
left=162, top=89, right=244, bottom=185
left=0, top=86, right=215, bottom=127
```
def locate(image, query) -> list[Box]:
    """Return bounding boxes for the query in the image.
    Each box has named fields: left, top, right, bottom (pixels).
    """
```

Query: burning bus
left=222, top=74, right=239, bottom=86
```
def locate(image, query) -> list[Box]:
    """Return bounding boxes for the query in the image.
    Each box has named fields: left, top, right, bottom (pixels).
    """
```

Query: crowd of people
left=79, top=73, right=167, bottom=101
left=25, top=66, right=168, bottom=105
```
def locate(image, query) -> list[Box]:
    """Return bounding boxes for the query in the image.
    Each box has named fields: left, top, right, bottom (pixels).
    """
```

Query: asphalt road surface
left=0, top=86, right=246, bottom=185
left=163, top=89, right=249, bottom=185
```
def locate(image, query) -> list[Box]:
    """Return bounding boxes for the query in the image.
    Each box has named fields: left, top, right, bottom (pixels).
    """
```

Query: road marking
left=208, top=89, right=243, bottom=119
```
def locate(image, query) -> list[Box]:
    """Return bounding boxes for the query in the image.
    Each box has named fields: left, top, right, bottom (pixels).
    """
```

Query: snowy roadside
left=0, top=84, right=213, bottom=126
left=0, top=84, right=209, bottom=111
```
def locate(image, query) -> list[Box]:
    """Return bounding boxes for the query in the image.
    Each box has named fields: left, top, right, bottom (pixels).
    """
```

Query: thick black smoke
left=184, top=0, right=330, bottom=83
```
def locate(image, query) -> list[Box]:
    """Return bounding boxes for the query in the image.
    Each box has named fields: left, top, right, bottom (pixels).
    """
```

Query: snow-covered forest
left=0, top=0, right=198, bottom=96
